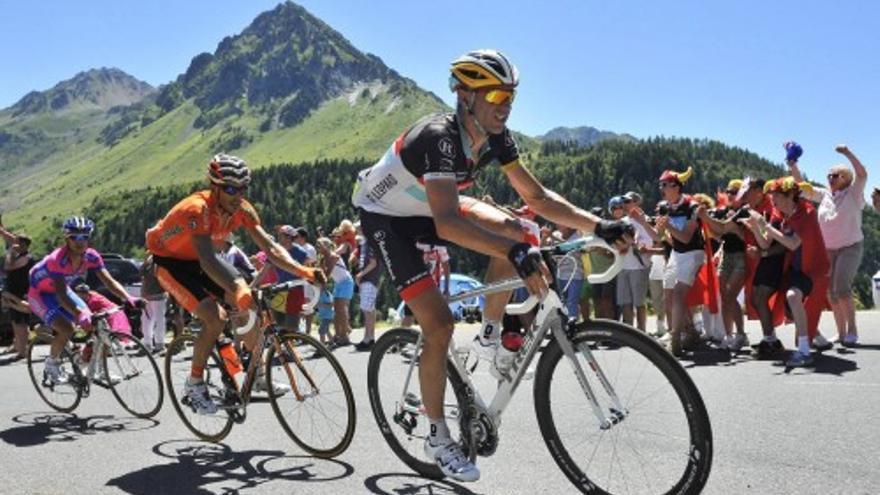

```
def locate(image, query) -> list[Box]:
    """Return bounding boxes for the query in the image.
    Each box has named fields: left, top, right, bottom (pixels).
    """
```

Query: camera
left=732, top=206, right=752, bottom=221
left=655, top=201, right=670, bottom=216
left=708, top=206, right=730, bottom=220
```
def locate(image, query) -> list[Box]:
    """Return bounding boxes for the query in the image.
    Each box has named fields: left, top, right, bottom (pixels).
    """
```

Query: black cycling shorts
left=152, top=256, right=225, bottom=312
left=358, top=208, right=445, bottom=301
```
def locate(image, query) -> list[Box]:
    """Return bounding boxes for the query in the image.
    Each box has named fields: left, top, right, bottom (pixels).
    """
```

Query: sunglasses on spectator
left=482, top=88, right=516, bottom=105
left=622, top=198, right=633, bottom=203
left=658, top=181, right=677, bottom=189
left=222, top=184, right=248, bottom=195
left=827, top=173, right=841, bottom=181
left=66, top=233, right=90, bottom=241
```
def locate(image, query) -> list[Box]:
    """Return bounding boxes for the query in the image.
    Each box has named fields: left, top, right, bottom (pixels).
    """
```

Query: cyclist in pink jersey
left=28, top=217, right=144, bottom=385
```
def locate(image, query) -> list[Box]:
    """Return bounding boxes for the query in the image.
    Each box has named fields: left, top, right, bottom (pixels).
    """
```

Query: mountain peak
left=156, top=0, right=405, bottom=129
left=10, top=67, right=154, bottom=116
left=539, top=125, right=637, bottom=147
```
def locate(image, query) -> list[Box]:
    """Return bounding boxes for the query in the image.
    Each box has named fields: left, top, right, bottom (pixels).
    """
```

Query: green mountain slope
left=0, top=1, right=451, bottom=239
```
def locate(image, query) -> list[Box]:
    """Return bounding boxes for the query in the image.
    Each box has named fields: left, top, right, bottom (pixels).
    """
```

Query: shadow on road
left=364, top=472, right=483, bottom=495
left=774, top=352, right=859, bottom=376
left=106, top=439, right=355, bottom=494
left=0, top=412, right=158, bottom=447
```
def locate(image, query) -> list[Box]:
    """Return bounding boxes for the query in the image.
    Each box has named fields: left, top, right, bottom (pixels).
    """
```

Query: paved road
left=0, top=312, right=878, bottom=494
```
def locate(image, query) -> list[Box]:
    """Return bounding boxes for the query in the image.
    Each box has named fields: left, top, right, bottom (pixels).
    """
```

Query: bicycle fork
left=554, top=324, right=628, bottom=430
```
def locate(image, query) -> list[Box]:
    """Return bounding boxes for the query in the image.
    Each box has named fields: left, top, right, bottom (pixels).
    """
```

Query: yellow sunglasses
left=483, top=88, right=516, bottom=105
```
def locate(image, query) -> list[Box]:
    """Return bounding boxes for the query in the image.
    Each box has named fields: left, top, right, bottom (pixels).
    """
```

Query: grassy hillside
left=1, top=83, right=446, bottom=239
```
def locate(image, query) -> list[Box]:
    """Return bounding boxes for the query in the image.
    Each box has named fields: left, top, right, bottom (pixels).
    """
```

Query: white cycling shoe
left=424, top=439, right=480, bottom=482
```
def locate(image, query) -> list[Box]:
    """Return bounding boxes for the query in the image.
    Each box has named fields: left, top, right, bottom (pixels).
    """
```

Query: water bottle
left=218, top=339, right=242, bottom=376
left=76, top=342, right=94, bottom=369
left=501, top=332, right=524, bottom=352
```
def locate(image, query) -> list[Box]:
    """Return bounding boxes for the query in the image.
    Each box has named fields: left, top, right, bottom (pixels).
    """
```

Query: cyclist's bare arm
left=504, top=161, right=600, bottom=233
left=425, top=178, right=517, bottom=259
left=53, top=277, right=86, bottom=317
left=96, top=268, right=136, bottom=303
left=426, top=178, right=549, bottom=295
left=246, top=224, right=317, bottom=283
left=194, top=234, right=247, bottom=293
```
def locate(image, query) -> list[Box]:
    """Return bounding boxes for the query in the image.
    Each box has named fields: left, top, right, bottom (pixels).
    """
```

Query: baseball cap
left=623, top=191, right=642, bottom=204
left=278, top=225, right=297, bottom=237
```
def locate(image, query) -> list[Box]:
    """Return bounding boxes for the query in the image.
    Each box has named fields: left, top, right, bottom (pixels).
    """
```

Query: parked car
left=396, top=273, right=485, bottom=323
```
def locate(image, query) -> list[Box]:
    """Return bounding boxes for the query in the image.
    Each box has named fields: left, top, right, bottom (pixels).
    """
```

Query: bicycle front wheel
left=101, top=332, right=164, bottom=418
left=26, top=333, right=82, bottom=413
left=264, top=331, right=356, bottom=458
left=164, top=333, right=234, bottom=442
left=534, top=319, right=712, bottom=495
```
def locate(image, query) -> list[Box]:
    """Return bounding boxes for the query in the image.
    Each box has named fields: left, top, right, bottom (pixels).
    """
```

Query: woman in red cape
left=741, top=177, right=830, bottom=367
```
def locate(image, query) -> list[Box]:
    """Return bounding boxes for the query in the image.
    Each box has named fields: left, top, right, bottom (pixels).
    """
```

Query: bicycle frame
left=215, top=280, right=321, bottom=412
left=397, top=235, right=630, bottom=442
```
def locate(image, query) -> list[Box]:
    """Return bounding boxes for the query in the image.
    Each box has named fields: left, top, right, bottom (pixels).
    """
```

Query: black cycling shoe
left=753, top=339, right=785, bottom=360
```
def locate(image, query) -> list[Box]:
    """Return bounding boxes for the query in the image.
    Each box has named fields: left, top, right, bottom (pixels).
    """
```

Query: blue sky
left=2, top=0, right=877, bottom=193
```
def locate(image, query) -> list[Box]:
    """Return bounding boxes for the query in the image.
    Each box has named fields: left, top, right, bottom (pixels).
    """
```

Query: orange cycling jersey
left=146, top=190, right=260, bottom=260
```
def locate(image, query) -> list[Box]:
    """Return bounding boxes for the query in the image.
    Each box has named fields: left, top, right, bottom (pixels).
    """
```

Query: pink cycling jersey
left=29, top=246, right=105, bottom=294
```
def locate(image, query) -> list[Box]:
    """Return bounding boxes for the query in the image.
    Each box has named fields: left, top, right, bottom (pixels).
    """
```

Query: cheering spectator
left=0, top=222, right=36, bottom=359
left=615, top=193, right=651, bottom=331
left=653, top=167, right=706, bottom=356
left=587, top=206, right=617, bottom=319
left=264, top=225, right=312, bottom=333
left=354, top=229, right=383, bottom=351
left=315, top=284, right=335, bottom=345
left=698, top=180, right=749, bottom=351
left=741, top=178, right=831, bottom=366
left=139, top=255, right=168, bottom=354
left=787, top=143, right=867, bottom=346
left=555, top=224, right=585, bottom=320
left=317, top=237, right=354, bottom=346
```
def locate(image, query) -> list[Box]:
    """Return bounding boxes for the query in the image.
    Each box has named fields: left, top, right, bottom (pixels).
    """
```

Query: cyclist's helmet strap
left=208, top=153, right=251, bottom=187
left=62, top=216, right=95, bottom=235
left=450, top=49, right=519, bottom=91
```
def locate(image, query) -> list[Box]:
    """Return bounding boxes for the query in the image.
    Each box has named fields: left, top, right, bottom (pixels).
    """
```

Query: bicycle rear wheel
left=164, top=333, right=234, bottom=442
left=26, top=333, right=82, bottom=413
left=101, top=332, right=164, bottom=418
left=264, top=331, right=356, bottom=458
left=534, top=319, right=712, bottom=495
left=366, top=328, right=470, bottom=480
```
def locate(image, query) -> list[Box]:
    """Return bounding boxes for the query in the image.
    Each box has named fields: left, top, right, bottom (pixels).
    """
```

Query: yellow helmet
left=450, top=49, right=519, bottom=90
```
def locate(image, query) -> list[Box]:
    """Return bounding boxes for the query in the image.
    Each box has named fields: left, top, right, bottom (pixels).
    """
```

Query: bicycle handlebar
left=505, top=235, right=624, bottom=316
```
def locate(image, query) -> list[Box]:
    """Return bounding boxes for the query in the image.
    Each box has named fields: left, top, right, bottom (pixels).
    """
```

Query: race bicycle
left=27, top=307, right=164, bottom=418
left=367, top=236, right=713, bottom=494
left=164, top=280, right=356, bottom=458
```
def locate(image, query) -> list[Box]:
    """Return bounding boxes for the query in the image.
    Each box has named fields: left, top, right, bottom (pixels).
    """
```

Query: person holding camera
left=650, top=167, right=707, bottom=356
left=786, top=142, right=866, bottom=347
left=741, top=177, right=831, bottom=367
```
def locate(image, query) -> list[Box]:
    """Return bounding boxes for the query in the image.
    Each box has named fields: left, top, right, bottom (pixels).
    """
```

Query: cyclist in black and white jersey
left=353, top=49, right=631, bottom=482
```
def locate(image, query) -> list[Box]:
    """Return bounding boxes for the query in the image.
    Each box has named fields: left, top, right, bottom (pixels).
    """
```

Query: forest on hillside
left=35, top=137, right=879, bottom=313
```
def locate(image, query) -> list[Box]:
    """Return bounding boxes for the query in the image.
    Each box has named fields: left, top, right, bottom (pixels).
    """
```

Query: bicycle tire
left=264, top=331, right=356, bottom=458
left=534, top=319, right=713, bottom=495
left=26, top=334, right=82, bottom=413
left=164, top=333, right=234, bottom=442
left=366, top=328, right=469, bottom=480
left=102, top=332, right=164, bottom=418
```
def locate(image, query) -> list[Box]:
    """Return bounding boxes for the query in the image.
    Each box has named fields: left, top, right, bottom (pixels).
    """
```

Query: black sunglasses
left=827, top=173, right=841, bottom=181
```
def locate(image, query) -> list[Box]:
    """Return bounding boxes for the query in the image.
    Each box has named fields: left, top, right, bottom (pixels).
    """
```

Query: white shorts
left=359, top=282, right=378, bottom=312
left=663, top=250, right=706, bottom=290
